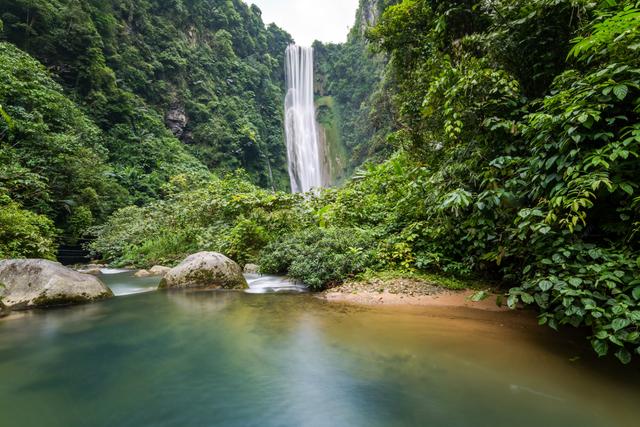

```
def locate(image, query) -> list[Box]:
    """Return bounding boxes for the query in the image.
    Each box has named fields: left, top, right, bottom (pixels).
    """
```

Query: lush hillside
left=0, top=0, right=292, bottom=191
left=0, top=0, right=292, bottom=253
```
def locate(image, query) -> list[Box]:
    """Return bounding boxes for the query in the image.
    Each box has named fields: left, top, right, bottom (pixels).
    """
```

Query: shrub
left=259, top=227, right=377, bottom=290
left=89, top=175, right=309, bottom=267
left=0, top=197, right=57, bottom=259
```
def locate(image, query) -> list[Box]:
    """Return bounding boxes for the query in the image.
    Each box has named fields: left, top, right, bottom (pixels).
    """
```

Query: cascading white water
left=284, top=45, right=324, bottom=193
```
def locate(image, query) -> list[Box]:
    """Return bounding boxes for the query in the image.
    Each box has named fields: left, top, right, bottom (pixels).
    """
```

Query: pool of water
left=1, top=275, right=639, bottom=427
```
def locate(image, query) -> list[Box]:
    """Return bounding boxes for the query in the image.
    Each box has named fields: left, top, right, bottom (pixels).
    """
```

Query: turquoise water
left=0, top=273, right=639, bottom=427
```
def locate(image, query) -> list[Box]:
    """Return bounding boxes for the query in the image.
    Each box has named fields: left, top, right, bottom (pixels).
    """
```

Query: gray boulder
left=159, top=252, right=247, bottom=290
left=0, top=259, right=113, bottom=310
left=243, top=263, right=260, bottom=274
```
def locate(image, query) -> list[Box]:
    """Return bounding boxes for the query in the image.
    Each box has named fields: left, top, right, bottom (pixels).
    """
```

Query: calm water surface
left=0, top=273, right=639, bottom=427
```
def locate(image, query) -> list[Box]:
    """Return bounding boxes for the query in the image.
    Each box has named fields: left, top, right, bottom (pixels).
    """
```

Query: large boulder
left=159, top=252, right=248, bottom=290
left=0, top=259, right=113, bottom=310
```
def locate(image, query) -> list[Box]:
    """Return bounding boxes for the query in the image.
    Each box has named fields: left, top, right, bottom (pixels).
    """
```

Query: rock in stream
left=0, top=259, right=113, bottom=310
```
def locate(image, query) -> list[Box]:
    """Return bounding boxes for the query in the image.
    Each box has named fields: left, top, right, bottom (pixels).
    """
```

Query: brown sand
left=320, top=289, right=508, bottom=311
left=319, top=276, right=508, bottom=311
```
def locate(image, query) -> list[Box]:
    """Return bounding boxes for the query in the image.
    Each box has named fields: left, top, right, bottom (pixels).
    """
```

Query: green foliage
left=88, top=173, right=307, bottom=267
left=0, top=0, right=294, bottom=253
left=0, top=196, right=57, bottom=259
left=260, top=227, right=377, bottom=290
left=355, top=269, right=471, bottom=291
left=0, top=105, right=13, bottom=131
left=0, top=42, right=129, bottom=243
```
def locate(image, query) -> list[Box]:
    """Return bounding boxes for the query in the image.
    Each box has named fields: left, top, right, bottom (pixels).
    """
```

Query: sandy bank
left=319, top=277, right=507, bottom=311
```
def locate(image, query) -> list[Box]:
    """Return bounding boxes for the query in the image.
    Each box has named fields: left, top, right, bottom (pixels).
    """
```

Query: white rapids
left=244, top=274, right=308, bottom=294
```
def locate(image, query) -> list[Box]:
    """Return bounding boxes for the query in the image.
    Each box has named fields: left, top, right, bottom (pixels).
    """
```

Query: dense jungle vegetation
left=0, top=0, right=292, bottom=250
left=1, top=0, right=640, bottom=363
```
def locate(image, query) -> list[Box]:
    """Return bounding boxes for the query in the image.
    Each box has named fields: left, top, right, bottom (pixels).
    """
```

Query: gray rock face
left=243, top=263, right=260, bottom=274
left=165, top=107, right=188, bottom=138
left=0, top=259, right=113, bottom=310
left=159, top=252, right=248, bottom=290
left=356, top=0, right=382, bottom=36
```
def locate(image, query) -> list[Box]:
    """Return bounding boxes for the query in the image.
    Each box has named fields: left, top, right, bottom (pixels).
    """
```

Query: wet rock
left=77, top=267, right=102, bottom=276
left=243, top=264, right=260, bottom=274
left=136, top=266, right=171, bottom=278
left=149, top=265, right=171, bottom=277
left=0, top=259, right=113, bottom=310
left=357, top=0, right=382, bottom=36
left=159, top=252, right=247, bottom=290
left=134, top=269, right=152, bottom=278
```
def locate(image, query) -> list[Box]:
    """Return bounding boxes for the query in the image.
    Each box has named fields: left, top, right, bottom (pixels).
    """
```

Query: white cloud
left=246, top=0, right=359, bottom=46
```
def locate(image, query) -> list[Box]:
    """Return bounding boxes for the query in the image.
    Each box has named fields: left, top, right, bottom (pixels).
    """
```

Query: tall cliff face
left=353, top=0, right=384, bottom=37
left=313, top=0, right=398, bottom=176
left=0, top=0, right=293, bottom=191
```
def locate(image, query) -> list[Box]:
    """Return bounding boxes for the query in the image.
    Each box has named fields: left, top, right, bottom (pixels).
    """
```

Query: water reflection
left=0, top=291, right=639, bottom=427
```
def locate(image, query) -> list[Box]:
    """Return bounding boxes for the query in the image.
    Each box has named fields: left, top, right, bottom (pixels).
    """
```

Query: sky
left=245, top=0, right=360, bottom=46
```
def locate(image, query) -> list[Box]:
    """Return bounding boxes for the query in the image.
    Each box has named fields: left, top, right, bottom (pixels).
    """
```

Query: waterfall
left=284, top=45, right=324, bottom=193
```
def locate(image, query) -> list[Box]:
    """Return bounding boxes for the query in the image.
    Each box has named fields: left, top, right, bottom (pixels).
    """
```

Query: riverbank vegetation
left=2, top=0, right=639, bottom=363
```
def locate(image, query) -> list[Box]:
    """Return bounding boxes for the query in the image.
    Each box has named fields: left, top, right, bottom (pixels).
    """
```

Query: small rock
left=243, top=263, right=260, bottom=274
left=166, top=106, right=188, bottom=138
left=77, top=267, right=102, bottom=276
left=149, top=265, right=171, bottom=277
left=134, top=269, right=152, bottom=278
